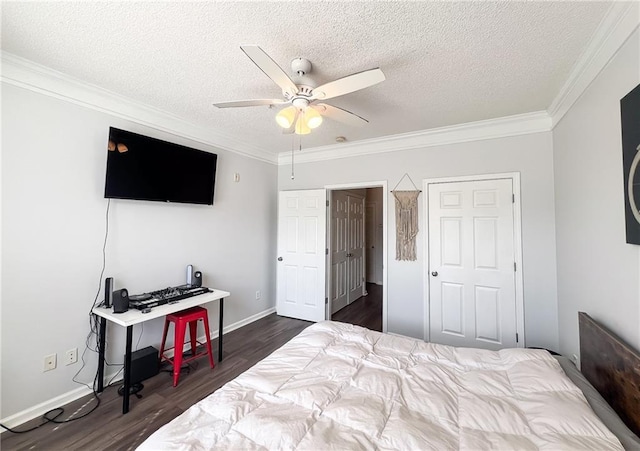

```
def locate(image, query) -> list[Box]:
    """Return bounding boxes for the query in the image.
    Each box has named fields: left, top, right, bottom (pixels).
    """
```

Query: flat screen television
left=104, top=127, right=217, bottom=205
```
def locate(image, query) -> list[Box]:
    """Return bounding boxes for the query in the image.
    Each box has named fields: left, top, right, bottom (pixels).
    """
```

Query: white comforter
left=139, top=321, right=622, bottom=450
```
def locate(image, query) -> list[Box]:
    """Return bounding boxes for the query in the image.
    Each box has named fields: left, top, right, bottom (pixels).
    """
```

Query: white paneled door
left=365, top=203, right=376, bottom=283
left=330, top=191, right=365, bottom=315
left=428, top=178, right=518, bottom=350
left=277, top=190, right=327, bottom=322
left=331, top=192, right=349, bottom=313
left=347, top=195, right=365, bottom=302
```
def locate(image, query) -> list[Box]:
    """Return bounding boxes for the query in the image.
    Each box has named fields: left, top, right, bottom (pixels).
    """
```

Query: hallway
left=331, top=283, right=382, bottom=332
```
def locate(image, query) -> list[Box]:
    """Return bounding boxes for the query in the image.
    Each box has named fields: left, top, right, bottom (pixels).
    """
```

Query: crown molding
left=548, top=2, right=640, bottom=128
left=277, top=111, right=551, bottom=165
left=7, top=0, right=635, bottom=170
left=1, top=51, right=277, bottom=164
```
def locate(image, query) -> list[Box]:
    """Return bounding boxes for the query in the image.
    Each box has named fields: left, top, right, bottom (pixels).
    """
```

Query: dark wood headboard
left=579, top=312, right=640, bottom=437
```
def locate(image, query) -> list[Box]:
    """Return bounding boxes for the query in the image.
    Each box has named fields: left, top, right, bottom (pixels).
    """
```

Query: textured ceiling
left=2, top=1, right=611, bottom=156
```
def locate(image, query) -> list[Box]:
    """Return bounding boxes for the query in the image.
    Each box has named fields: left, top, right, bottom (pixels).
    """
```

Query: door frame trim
left=325, top=181, right=388, bottom=333
left=422, top=172, right=525, bottom=347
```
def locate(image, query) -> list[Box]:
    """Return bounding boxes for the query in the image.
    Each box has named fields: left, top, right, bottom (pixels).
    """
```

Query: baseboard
left=0, top=306, right=277, bottom=432
left=219, top=307, right=276, bottom=337
left=0, top=365, right=123, bottom=432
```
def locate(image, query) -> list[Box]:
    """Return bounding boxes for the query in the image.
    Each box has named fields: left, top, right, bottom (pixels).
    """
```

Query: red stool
left=159, top=306, right=215, bottom=387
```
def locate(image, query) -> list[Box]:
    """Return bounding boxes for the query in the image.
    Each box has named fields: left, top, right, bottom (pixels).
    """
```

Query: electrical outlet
left=255, top=290, right=261, bottom=300
left=65, top=348, right=78, bottom=366
left=43, top=354, right=57, bottom=372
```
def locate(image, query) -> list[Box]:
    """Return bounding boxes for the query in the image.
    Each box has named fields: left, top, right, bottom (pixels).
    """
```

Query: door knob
left=431, top=271, right=438, bottom=277
left=277, top=257, right=283, bottom=261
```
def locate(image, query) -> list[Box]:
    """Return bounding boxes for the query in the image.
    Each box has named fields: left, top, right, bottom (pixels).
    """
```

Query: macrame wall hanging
left=392, top=173, right=421, bottom=261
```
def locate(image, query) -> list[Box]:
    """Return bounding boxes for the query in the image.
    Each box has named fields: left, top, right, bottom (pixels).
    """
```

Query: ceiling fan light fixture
left=304, top=108, right=323, bottom=129
left=276, top=105, right=297, bottom=128
left=294, top=118, right=311, bottom=135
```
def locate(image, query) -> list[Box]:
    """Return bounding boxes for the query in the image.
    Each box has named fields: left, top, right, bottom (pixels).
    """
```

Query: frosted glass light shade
left=304, top=108, right=323, bottom=129
left=276, top=106, right=297, bottom=128
left=294, top=119, right=311, bottom=135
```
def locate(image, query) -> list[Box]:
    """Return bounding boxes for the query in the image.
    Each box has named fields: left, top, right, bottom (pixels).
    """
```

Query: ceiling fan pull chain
left=291, top=135, right=295, bottom=180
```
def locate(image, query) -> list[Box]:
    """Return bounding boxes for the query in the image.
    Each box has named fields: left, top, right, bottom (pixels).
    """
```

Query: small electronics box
left=130, top=346, right=159, bottom=384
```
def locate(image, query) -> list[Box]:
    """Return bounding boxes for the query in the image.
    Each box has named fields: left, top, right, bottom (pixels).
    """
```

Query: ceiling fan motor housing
left=292, top=97, right=310, bottom=109
left=291, top=58, right=312, bottom=75
left=283, top=58, right=316, bottom=99
left=284, top=84, right=314, bottom=99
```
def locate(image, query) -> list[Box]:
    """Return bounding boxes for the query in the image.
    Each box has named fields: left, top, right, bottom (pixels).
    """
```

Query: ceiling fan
left=213, top=46, right=385, bottom=135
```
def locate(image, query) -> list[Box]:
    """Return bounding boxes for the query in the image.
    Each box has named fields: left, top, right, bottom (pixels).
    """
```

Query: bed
left=139, top=314, right=640, bottom=450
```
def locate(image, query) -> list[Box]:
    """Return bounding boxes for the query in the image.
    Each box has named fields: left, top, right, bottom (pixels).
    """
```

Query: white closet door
left=428, top=179, right=517, bottom=350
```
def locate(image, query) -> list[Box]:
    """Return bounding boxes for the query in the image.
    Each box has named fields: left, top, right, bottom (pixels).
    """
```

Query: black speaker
left=118, top=346, right=159, bottom=397
left=112, top=288, right=129, bottom=313
left=186, top=264, right=193, bottom=286
left=130, top=346, right=159, bottom=384
left=193, top=271, right=202, bottom=288
left=104, top=277, right=113, bottom=308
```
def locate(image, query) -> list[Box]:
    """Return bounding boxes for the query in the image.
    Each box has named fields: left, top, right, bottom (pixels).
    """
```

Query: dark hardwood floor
left=332, top=283, right=383, bottom=332
left=2, top=314, right=310, bottom=450
left=1, top=289, right=383, bottom=450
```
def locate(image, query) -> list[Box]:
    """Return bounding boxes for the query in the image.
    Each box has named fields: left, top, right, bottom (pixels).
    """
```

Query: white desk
left=92, top=288, right=230, bottom=414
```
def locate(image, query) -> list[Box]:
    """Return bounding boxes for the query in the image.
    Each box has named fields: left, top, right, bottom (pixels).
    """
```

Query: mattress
left=138, top=321, right=623, bottom=450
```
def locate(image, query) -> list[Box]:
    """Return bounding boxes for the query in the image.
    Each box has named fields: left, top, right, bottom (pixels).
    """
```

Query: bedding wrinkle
left=138, top=321, right=623, bottom=450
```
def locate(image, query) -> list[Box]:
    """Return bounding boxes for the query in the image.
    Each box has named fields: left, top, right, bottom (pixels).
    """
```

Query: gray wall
left=278, top=132, right=559, bottom=349
left=1, top=84, right=278, bottom=419
left=553, top=28, right=640, bottom=360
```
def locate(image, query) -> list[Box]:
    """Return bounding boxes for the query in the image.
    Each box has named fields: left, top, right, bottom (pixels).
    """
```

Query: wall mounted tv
left=104, top=127, right=217, bottom=205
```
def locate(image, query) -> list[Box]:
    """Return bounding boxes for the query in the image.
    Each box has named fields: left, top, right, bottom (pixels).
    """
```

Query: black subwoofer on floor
left=130, top=346, right=160, bottom=384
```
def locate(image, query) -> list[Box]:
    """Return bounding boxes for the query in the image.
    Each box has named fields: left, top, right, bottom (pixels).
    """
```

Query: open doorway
left=328, top=186, right=384, bottom=332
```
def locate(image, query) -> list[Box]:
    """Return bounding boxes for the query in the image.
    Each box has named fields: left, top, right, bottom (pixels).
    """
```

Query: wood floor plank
left=332, top=283, right=383, bottom=332
left=2, top=285, right=382, bottom=450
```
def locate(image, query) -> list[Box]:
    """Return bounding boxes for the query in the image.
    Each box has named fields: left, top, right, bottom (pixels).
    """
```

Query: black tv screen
left=104, top=127, right=217, bottom=205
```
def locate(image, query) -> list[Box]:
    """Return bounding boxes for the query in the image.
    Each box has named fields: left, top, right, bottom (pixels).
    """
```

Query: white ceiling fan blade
left=312, top=103, right=369, bottom=126
left=240, top=46, right=299, bottom=97
left=213, top=99, right=287, bottom=108
left=310, top=68, right=385, bottom=101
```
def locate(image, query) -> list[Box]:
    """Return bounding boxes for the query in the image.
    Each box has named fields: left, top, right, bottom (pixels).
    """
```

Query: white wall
left=278, top=132, right=559, bottom=348
left=553, top=28, right=640, bottom=360
left=1, top=84, right=277, bottom=419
